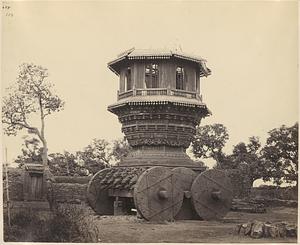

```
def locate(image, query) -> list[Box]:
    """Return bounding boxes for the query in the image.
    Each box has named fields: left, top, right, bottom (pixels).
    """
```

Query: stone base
left=120, top=145, right=205, bottom=171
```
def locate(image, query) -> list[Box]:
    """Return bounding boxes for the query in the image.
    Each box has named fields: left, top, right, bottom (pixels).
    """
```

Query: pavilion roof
left=108, top=48, right=211, bottom=77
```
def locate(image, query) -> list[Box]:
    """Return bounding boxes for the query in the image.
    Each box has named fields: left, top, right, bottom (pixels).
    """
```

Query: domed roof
left=108, top=47, right=211, bottom=77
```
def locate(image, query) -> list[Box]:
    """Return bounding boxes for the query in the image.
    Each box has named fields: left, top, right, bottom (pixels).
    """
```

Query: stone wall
left=225, top=169, right=297, bottom=201
left=52, top=182, right=88, bottom=204
left=3, top=168, right=91, bottom=205
left=51, top=176, right=90, bottom=204
left=54, top=176, right=90, bottom=184
left=251, top=186, right=298, bottom=200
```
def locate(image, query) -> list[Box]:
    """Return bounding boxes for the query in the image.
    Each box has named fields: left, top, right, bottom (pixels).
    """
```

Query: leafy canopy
left=261, top=123, right=298, bottom=185
left=191, top=123, right=229, bottom=164
left=2, top=63, right=64, bottom=136
left=2, top=63, right=64, bottom=166
left=191, top=122, right=298, bottom=186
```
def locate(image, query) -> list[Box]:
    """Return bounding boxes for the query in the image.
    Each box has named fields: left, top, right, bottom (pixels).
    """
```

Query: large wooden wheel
left=171, top=167, right=197, bottom=197
left=133, top=166, right=184, bottom=221
left=172, top=167, right=199, bottom=220
left=191, top=169, right=233, bottom=220
left=87, top=168, right=114, bottom=215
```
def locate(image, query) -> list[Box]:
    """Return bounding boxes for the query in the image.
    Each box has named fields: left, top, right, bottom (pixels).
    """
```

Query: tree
left=2, top=63, right=64, bottom=166
left=48, top=151, right=86, bottom=176
left=261, top=123, right=298, bottom=186
left=14, top=136, right=131, bottom=176
left=228, top=137, right=265, bottom=187
left=15, top=136, right=43, bottom=168
left=77, top=139, right=112, bottom=175
left=110, top=138, right=132, bottom=164
left=191, top=123, right=229, bottom=166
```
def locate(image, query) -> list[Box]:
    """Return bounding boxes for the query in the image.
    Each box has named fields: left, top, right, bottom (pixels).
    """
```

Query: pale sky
left=1, top=1, right=298, bottom=169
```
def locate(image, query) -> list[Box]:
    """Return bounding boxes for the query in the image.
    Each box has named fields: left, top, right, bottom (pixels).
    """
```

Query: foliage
left=192, top=122, right=298, bottom=187
left=15, top=136, right=43, bottom=168
left=4, top=211, right=49, bottom=242
left=2, top=63, right=64, bottom=165
left=48, top=151, right=87, bottom=176
left=52, top=204, right=100, bottom=242
left=261, top=123, right=298, bottom=186
left=111, top=138, right=132, bottom=164
left=225, top=137, right=265, bottom=186
left=76, top=138, right=111, bottom=175
left=191, top=123, right=229, bottom=165
left=4, top=204, right=100, bottom=242
left=14, top=137, right=132, bottom=176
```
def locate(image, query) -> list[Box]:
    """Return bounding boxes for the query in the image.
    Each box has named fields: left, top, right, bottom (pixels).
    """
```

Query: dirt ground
left=92, top=207, right=297, bottom=243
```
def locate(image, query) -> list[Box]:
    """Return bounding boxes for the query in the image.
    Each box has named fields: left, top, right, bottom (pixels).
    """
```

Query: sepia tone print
left=1, top=1, right=298, bottom=243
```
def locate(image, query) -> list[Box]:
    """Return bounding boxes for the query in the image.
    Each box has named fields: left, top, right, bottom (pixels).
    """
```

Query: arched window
left=145, top=63, right=159, bottom=88
left=176, top=66, right=185, bottom=90
left=125, top=67, right=132, bottom=91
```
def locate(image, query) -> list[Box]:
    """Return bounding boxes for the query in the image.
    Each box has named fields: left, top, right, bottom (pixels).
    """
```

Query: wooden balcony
left=118, top=90, right=133, bottom=100
left=117, top=88, right=202, bottom=101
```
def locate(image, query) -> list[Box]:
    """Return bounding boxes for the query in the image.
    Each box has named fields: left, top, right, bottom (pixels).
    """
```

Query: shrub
left=4, top=204, right=100, bottom=242
left=3, top=210, right=38, bottom=242
left=53, top=203, right=100, bottom=242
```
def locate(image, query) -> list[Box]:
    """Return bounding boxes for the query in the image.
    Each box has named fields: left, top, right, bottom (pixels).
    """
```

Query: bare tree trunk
left=39, top=97, right=48, bottom=167
left=4, top=148, right=11, bottom=227
left=42, top=140, right=48, bottom=167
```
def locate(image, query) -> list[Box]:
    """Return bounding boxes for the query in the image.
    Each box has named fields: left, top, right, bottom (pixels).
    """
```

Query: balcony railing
left=118, top=90, right=133, bottom=100
left=117, top=88, right=202, bottom=101
left=170, top=89, right=197, bottom=99
left=136, top=88, right=168, bottom=96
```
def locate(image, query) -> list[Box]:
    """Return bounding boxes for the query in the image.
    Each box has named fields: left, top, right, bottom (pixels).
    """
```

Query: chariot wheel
left=133, top=166, right=184, bottom=221
left=87, top=168, right=114, bottom=215
left=171, top=167, right=197, bottom=198
left=191, top=169, right=233, bottom=220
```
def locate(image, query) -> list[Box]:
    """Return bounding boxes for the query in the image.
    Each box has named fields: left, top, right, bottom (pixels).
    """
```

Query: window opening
left=145, top=63, right=159, bottom=88
left=125, top=67, right=132, bottom=91
left=176, top=66, right=185, bottom=90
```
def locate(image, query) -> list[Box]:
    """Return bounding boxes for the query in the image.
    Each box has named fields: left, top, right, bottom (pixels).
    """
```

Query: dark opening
left=176, top=66, right=185, bottom=90
left=125, top=67, right=132, bottom=91
left=145, top=63, right=159, bottom=88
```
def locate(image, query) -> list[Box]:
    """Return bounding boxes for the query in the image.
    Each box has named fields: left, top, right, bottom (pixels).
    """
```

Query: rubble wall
left=52, top=176, right=91, bottom=204
left=3, top=168, right=91, bottom=204
left=251, top=186, right=298, bottom=200
left=225, top=168, right=297, bottom=200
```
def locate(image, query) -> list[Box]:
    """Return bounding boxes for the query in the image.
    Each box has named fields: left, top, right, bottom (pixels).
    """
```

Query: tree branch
left=2, top=119, right=36, bottom=131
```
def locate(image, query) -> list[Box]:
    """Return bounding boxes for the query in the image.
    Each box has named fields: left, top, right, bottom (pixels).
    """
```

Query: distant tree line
left=191, top=123, right=298, bottom=187
left=15, top=137, right=131, bottom=176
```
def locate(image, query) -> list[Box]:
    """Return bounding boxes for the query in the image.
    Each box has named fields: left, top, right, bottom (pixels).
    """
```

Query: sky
left=1, top=1, right=298, bottom=172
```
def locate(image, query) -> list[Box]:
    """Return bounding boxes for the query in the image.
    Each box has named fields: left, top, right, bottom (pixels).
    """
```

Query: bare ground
left=92, top=207, right=297, bottom=243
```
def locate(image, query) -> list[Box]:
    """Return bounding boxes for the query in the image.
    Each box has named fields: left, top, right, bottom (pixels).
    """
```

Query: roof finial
left=173, top=38, right=182, bottom=52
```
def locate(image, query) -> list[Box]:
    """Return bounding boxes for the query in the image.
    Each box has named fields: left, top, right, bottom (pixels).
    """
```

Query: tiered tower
left=108, top=48, right=211, bottom=170
left=87, top=48, right=233, bottom=221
